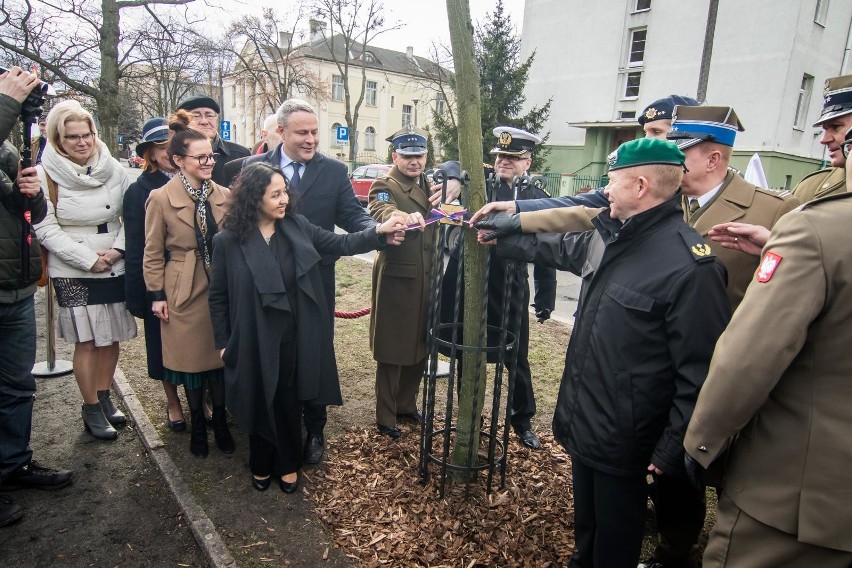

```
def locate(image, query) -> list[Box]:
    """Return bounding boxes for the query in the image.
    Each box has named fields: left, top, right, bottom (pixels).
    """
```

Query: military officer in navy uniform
left=439, top=127, right=556, bottom=449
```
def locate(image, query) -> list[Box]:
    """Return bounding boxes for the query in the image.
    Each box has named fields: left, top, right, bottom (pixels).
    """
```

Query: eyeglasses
left=191, top=111, right=218, bottom=121
left=495, top=154, right=528, bottom=163
left=178, top=153, right=219, bottom=165
left=63, top=132, right=94, bottom=143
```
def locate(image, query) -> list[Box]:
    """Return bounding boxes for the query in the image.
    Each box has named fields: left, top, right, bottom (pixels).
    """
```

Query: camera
left=0, top=66, right=54, bottom=124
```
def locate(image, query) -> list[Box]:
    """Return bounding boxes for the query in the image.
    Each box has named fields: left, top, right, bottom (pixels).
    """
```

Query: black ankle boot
left=211, top=407, right=234, bottom=454
left=97, top=389, right=126, bottom=426
left=189, top=410, right=208, bottom=458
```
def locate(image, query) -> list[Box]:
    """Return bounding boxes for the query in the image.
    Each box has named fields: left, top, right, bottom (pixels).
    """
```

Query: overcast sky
left=190, top=0, right=526, bottom=59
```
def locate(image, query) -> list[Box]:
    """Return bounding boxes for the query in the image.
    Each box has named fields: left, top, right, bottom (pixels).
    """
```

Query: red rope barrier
left=334, top=307, right=372, bottom=319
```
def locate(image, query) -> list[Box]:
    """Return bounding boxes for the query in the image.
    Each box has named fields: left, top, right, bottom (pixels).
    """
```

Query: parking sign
left=336, top=125, right=349, bottom=143
left=220, top=120, right=231, bottom=141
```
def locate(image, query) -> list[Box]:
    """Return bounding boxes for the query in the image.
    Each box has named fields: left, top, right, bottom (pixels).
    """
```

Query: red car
left=128, top=155, right=144, bottom=168
left=350, top=164, right=391, bottom=205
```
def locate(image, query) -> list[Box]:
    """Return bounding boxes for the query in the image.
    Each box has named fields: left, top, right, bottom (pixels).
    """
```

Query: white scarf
left=40, top=139, right=124, bottom=189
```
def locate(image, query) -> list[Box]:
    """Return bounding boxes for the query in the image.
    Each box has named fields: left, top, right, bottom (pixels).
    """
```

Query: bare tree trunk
left=446, top=0, right=487, bottom=479
left=696, top=0, right=719, bottom=102
left=99, top=0, right=122, bottom=156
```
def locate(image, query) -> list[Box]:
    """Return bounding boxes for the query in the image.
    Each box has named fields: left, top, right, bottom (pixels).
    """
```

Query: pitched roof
left=250, top=33, right=451, bottom=81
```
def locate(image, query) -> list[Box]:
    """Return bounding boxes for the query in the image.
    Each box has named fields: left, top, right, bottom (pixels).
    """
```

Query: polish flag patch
left=756, top=251, right=782, bottom=282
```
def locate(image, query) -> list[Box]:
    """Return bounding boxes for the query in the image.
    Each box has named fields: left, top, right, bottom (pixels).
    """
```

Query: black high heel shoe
left=252, top=475, right=271, bottom=492
left=166, top=407, right=186, bottom=432
left=279, top=474, right=298, bottom=494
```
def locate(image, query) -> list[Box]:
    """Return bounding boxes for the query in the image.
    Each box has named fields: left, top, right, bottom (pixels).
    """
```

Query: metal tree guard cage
left=418, top=172, right=524, bottom=498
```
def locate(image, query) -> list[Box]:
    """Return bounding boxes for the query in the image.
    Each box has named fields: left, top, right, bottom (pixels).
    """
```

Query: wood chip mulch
left=307, top=424, right=576, bottom=567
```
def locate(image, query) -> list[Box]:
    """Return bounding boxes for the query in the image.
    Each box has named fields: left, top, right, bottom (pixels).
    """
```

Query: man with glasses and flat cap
left=177, top=96, right=250, bottom=187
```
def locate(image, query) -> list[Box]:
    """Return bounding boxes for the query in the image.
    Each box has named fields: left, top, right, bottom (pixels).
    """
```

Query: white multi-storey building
left=222, top=23, right=451, bottom=165
left=522, top=0, right=852, bottom=189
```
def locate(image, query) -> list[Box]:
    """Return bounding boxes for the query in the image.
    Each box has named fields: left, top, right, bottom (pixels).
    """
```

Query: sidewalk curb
left=113, top=368, right=237, bottom=568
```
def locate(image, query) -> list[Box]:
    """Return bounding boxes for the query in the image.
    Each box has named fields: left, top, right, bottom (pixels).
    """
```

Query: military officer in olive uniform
left=438, top=127, right=557, bottom=450
left=793, top=74, right=852, bottom=203
left=368, top=127, right=437, bottom=440
left=684, top=129, right=852, bottom=568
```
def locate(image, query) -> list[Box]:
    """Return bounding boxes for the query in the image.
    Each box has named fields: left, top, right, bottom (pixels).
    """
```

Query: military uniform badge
left=498, top=131, right=513, bottom=148
left=377, top=191, right=390, bottom=202
left=756, top=251, right=782, bottom=282
left=644, top=107, right=662, bottom=121
left=607, top=150, right=618, bottom=166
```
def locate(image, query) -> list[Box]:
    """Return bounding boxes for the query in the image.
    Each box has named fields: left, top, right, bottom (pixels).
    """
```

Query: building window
left=627, top=28, right=647, bottom=68
left=365, top=126, right=376, bottom=151
left=794, top=74, right=814, bottom=130
left=618, top=111, right=636, bottom=121
left=366, top=81, right=377, bottom=107
left=635, top=0, right=651, bottom=11
left=231, top=84, right=236, bottom=107
left=623, top=72, right=642, bottom=99
left=435, top=93, right=446, bottom=115
left=814, top=0, right=829, bottom=25
left=331, top=75, right=344, bottom=101
left=364, top=51, right=375, bottom=63
left=390, top=95, right=395, bottom=109
left=402, top=104, right=412, bottom=127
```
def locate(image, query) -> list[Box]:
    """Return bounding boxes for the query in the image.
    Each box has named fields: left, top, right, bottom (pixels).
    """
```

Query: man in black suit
left=177, top=95, right=250, bottom=187
left=228, top=98, right=376, bottom=465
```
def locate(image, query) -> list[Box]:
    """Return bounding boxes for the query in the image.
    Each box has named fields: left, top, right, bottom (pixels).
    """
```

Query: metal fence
left=569, top=174, right=608, bottom=196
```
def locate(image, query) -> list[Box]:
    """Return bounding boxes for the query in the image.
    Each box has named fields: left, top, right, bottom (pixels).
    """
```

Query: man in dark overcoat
left=368, top=127, right=436, bottom=439
left=490, top=138, right=730, bottom=567
left=222, top=98, right=376, bottom=464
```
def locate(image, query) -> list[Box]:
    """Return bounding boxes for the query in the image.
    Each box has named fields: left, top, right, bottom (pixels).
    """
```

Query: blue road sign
left=118, top=134, right=124, bottom=143
left=336, top=125, right=349, bottom=143
left=220, top=120, right=231, bottom=141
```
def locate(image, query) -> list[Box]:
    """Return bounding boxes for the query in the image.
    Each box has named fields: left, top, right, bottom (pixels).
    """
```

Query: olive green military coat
left=685, top=192, right=852, bottom=553
left=792, top=166, right=846, bottom=204
left=368, top=166, right=436, bottom=366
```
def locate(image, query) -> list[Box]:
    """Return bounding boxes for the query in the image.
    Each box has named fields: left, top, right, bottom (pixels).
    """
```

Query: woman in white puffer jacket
left=35, top=100, right=136, bottom=440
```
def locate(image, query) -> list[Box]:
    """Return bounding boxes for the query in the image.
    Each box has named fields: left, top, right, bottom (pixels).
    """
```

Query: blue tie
left=290, top=162, right=302, bottom=192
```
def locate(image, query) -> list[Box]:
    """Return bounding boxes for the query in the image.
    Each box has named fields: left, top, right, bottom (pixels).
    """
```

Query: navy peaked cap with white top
left=667, top=105, right=744, bottom=150
left=489, top=126, right=541, bottom=156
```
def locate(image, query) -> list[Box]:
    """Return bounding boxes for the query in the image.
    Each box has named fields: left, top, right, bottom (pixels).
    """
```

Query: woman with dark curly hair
left=143, top=110, right=234, bottom=458
left=208, top=163, right=405, bottom=493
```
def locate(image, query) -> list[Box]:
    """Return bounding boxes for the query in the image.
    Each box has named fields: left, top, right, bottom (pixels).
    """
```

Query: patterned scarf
left=178, top=172, right=216, bottom=275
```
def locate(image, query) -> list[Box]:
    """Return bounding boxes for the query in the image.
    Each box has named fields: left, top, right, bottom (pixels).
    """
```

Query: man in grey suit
left=226, top=99, right=376, bottom=465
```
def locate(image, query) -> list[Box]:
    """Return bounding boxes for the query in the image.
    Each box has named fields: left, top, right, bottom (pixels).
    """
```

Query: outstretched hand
left=429, top=178, right=461, bottom=206
left=377, top=215, right=407, bottom=246
left=708, top=222, right=769, bottom=257
left=469, top=200, right=516, bottom=224
left=474, top=212, right=521, bottom=242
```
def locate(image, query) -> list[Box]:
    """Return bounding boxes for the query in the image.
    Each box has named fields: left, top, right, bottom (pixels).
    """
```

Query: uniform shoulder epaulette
left=798, top=166, right=836, bottom=183
left=755, top=186, right=794, bottom=199
left=483, top=163, right=494, bottom=170
left=801, top=190, right=852, bottom=210
left=679, top=229, right=716, bottom=263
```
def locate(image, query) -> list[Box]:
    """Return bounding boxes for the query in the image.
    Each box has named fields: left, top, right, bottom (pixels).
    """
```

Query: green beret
left=607, top=138, right=685, bottom=171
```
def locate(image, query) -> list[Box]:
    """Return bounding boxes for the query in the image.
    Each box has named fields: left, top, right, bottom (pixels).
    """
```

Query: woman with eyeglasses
left=34, top=100, right=135, bottom=440
left=143, top=110, right=233, bottom=458
left=124, top=117, right=188, bottom=432
left=208, top=163, right=406, bottom=493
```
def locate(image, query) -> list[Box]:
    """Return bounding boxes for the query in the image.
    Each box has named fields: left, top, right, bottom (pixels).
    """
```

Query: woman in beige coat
left=143, top=111, right=233, bottom=458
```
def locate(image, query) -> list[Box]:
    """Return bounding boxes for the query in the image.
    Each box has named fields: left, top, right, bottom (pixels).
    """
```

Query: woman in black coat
left=208, top=163, right=405, bottom=493
left=123, top=117, right=186, bottom=431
